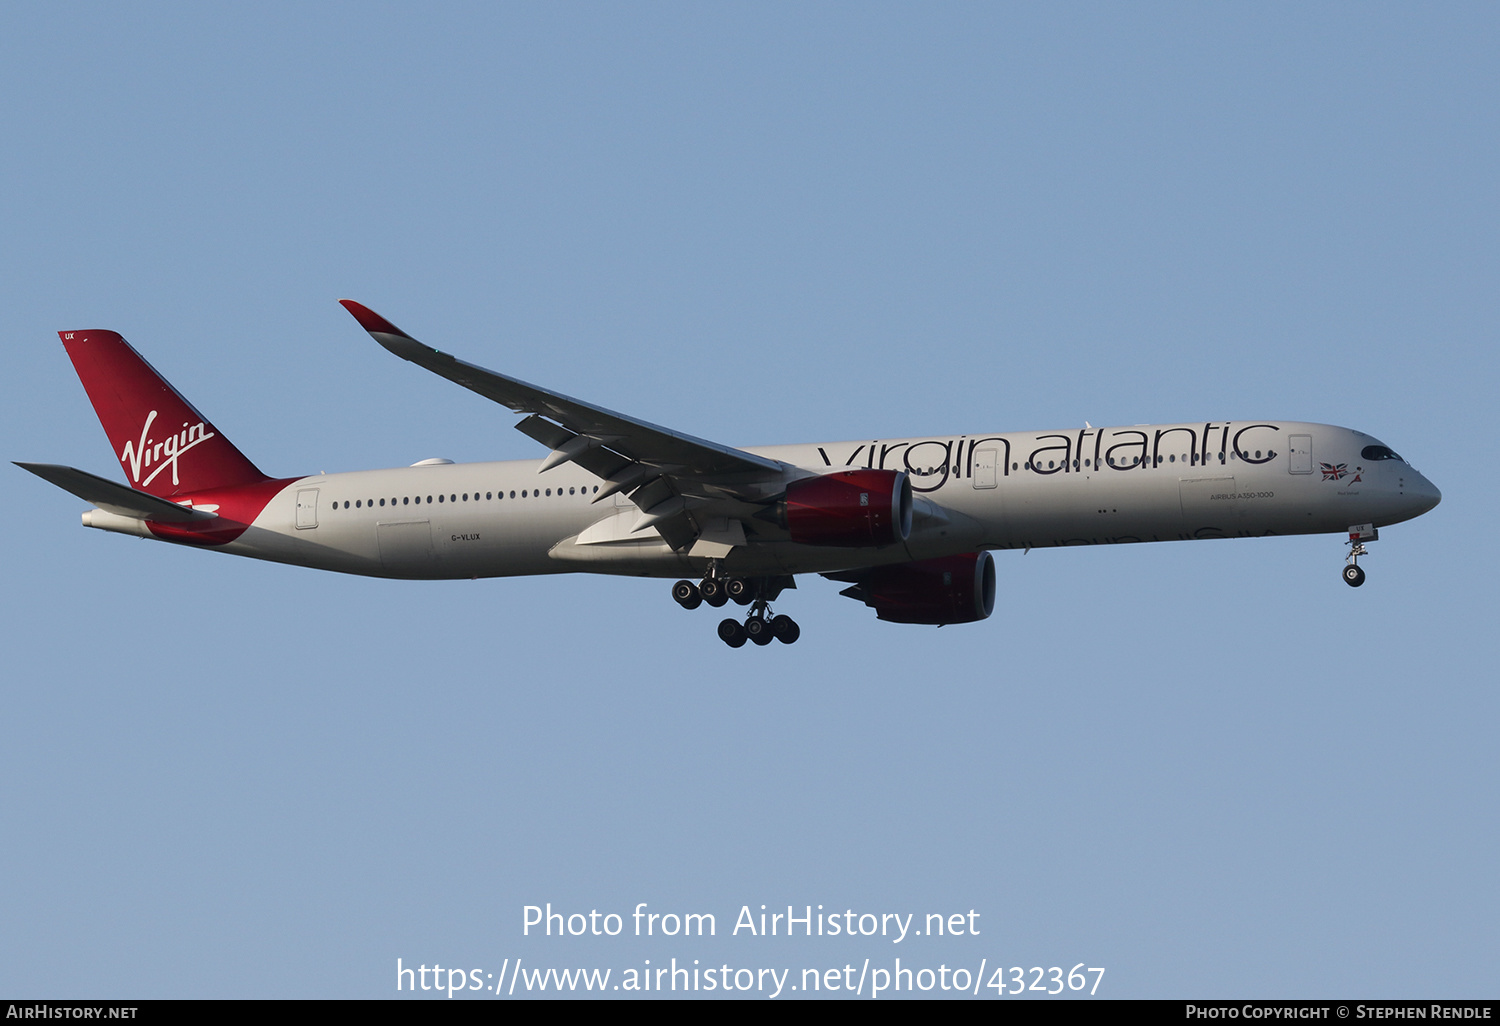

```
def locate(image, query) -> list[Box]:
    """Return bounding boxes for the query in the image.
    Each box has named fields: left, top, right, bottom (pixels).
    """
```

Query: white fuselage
left=162, top=420, right=1438, bottom=581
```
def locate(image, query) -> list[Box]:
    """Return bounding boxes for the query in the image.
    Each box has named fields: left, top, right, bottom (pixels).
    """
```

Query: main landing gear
left=1343, top=524, right=1378, bottom=588
left=672, top=574, right=801, bottom=647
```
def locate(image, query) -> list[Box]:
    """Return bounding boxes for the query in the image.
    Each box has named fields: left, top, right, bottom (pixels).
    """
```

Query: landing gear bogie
left=684, top=575, right=802, bottom=648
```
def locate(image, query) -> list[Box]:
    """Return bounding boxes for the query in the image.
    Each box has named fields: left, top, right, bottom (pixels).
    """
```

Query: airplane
left=18, top=301, right=1442, bottom=648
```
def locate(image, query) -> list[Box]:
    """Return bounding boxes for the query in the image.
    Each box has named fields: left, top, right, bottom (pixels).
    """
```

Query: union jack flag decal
left=1320, top=462, right=1349, bottom=481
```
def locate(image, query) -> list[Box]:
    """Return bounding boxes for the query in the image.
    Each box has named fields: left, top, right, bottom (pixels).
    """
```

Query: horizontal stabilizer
left=14, top=463, right=217, bottom=522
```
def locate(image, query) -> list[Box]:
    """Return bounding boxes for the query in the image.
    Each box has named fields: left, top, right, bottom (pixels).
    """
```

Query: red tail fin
left=60, top=329, right=268, bottom=497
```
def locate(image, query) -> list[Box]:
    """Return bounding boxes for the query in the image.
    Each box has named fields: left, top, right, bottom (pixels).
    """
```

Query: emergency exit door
left=295, top=488, right=319, bottom=529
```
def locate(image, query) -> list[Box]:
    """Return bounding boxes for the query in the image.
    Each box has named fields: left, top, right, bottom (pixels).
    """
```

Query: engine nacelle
left=853, top=551, right=996, bottom=625
left=782, top=469, right=912, bottom=547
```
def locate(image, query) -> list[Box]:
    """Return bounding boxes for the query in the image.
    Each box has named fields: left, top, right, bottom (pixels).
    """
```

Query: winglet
left=338, top=299, right=413, bottom=339
left=339, top=299, right=436, bottom=363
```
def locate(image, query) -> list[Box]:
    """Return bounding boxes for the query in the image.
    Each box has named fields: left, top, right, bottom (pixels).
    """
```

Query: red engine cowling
left=784, top=469, right=912, bottom=547
left=853, top=552, right=996, bottom=625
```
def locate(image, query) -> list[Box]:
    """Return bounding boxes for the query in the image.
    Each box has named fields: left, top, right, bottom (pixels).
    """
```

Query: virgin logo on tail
left=120, top=409, right=217, bottom=488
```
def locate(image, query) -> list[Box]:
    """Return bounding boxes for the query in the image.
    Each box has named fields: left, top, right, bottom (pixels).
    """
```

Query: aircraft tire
left=1343, top=564, right=1366, bottom=587
left=746, top=617, right=774, bottom=646
left=717, top=618, right=747, bottom=648
left=672, top=580, right=702, bottom=609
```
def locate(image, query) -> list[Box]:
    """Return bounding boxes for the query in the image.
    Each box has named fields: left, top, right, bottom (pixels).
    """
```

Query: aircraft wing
left=340, top=300, right=796, bottom=551
left=15, top=462, right=217, bottom=521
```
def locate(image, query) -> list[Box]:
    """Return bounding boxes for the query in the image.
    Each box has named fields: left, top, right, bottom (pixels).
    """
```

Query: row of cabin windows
left=330, top=484, right=601, bottom=511
left=330, top=447, right=1288, bottom=508
left=1014, top=451, right=1267, bottom=471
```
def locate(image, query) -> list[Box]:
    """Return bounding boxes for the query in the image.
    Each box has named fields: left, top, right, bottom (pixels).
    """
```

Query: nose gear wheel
left=1343, top=525, right=1376, bottom=587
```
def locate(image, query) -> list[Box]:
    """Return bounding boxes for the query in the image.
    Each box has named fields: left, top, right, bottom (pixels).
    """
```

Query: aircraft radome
left=18, top=302, right=1442, bottom=648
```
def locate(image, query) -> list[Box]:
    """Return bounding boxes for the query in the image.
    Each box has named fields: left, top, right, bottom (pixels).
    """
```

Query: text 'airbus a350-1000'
left=18, top=301, right=1442, bottom=648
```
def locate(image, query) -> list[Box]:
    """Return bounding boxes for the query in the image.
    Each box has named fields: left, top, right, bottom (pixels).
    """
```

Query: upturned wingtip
left=339, top=299, right=411, bottom=339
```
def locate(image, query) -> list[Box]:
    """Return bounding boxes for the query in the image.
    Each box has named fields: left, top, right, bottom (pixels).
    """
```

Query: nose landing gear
left=671, top=572, right=801, bottom=647
left=1343, top=523, right=1377, bottom=588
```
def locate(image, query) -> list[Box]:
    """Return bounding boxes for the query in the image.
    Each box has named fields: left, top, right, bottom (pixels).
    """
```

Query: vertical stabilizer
left=59, top=329, right=268, bottom=497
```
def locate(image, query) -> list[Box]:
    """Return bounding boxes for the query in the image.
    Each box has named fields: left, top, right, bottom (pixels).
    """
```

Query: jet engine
left=771, top=469, right=913, bottom=547
left=837, top=551, right=996, bottom=625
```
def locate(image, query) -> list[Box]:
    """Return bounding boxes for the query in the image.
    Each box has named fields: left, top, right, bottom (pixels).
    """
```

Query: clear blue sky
left=3, top=2, right=1495, bottom=999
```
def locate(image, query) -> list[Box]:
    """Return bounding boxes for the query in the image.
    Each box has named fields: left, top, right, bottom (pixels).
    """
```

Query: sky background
left=2, top=2, right=1496, bottom=999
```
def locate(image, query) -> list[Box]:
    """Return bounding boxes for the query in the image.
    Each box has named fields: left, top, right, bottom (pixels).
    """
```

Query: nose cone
left=1408, top=472, right=1441, bottom=517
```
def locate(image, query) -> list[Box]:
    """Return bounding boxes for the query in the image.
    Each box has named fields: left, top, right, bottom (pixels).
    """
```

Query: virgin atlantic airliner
left=18, top=301, right=1442, bottom=647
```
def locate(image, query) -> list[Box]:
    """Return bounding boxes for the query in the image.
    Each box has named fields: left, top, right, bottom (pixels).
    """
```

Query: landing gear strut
left=670, top=573, right=801, bottom=647
left=1343, top=523, right=1377, bottom=588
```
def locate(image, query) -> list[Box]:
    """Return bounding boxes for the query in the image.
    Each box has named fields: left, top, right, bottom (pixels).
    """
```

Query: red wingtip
left=339, top=299, right=411, bottom=339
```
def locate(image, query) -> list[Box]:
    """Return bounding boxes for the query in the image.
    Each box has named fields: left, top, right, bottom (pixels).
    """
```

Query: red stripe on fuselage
left=144, top=476, right=298, bottom=546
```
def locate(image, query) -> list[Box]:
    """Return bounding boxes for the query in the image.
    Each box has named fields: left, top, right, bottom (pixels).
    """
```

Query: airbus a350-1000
left=19, top=301, right=1442, bottom=648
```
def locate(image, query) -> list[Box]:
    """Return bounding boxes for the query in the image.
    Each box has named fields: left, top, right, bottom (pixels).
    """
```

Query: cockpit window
left=1361, top=445, right=1404, bottom=462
